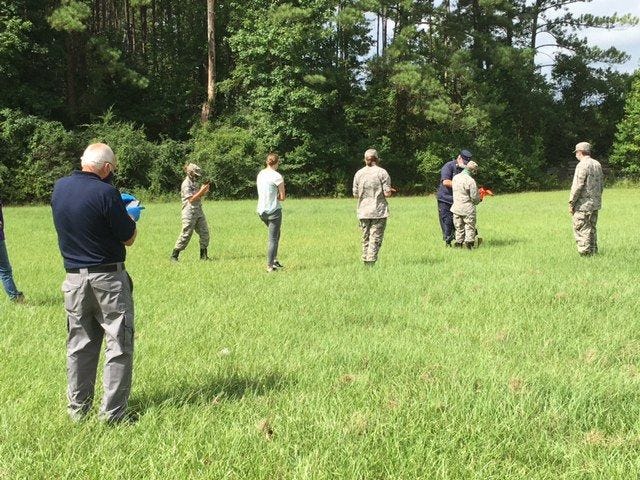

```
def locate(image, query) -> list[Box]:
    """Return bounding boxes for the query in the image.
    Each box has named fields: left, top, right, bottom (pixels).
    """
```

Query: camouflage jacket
left=353, top=164, right=391, bottom=219
left=450, top=171, right=481, bottom=216
left=569, top=157, right=603, bottom=211
left=180, top=176, right=203, bottom=210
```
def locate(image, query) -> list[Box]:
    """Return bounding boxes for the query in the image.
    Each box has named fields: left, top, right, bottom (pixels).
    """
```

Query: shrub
left=0, top=109, right=80, bottom=203
left=15, top=121, right=80, bottom=202
left=610, top=74, right=640, bottom=179
left=149, top=138, right=190, bottom=197
left=189, top=125, right=262, bottom=199
left=81, top=110, right=155, bottom=190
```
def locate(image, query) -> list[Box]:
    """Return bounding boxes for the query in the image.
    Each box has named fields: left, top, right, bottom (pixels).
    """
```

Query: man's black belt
left=65, top=263, right=125, bottom=274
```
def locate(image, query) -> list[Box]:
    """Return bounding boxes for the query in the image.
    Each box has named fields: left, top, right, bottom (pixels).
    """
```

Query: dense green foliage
left=0, top=0, right=637, bottom=202
left=2, top=190, right=640, bottom=478
left=610, top=73, right=640, bottom=178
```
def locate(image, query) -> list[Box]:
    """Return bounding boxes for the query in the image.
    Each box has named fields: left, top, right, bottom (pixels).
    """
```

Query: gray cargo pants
left=174, top=206, right=210, bottom=251
left=359, top=218, right=387, bottom=263
left=62, top=265, right=134, bottom=422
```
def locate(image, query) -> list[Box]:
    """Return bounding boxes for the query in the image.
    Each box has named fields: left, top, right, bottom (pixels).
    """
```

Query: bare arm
left=442, top=179, right=453, bottom=188
left=277, top=181, right=285, bottom=201
left=188, top=183, right=210, bottom=204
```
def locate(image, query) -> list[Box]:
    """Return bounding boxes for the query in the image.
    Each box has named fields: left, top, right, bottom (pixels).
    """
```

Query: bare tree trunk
left=151, top=0, right=157, bottom=73
left=131, top=4, right=137, bottom=53
left=201, top=0, right=216, bottom=123
left=530, top=0, right=543, bottom=51
left=124, top=0, right=132, bottom=52
left=381, top=6, right=387, bottom=53
left=376, top=13, right=380, bottom=55
left=141, top=5, right=147, bottom=55
left=66, top=34, right=79, bottom=123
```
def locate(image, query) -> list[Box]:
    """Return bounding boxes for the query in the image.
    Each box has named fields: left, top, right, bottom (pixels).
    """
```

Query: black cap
left=460, top=149, right=473, bottom=162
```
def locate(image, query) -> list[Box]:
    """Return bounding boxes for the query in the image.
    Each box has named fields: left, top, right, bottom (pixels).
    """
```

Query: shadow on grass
left=22, top=294, right=62, bottom=307
left=401, top=256, right=445, bottom=266
left=483, top=238, right=522, bottom=248
left=219, top=253, right=264, bottom=261
left=129, top=371, right=289, bottom=414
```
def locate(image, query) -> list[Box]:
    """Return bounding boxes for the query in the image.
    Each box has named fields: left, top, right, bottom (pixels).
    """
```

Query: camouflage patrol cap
left=466, top=160, right=478, bottom=171
left=574, top=142, right=591, bottom=154
left=186, top=163, right=202, bottom=176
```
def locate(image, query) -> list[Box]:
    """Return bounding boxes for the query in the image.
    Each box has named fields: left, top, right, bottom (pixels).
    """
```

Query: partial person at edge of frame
left=352, top=148, right=395, bottom=267
left=569, top=141, right=603, bottom=256
left=256, top=153, right=285, bottom=273
left=51, top=142, right=139, bottom=423
left=171, top=163, right=211, bottom=262
left=437, top=149, right=472, bottom=247
left=0, top=200, right=25, bottom=303
left=450, top=160, right=482, bottom=249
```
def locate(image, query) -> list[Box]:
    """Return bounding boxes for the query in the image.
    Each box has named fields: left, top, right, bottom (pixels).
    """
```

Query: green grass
left=1, top=189, right=639, bottom=479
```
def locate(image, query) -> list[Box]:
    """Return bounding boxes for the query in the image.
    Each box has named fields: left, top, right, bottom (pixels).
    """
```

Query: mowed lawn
left=1, top=188, right=640, bottom=479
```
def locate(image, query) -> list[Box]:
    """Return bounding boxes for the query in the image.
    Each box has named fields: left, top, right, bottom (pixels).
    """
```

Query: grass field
left=1, top=188, right=640, bottom=479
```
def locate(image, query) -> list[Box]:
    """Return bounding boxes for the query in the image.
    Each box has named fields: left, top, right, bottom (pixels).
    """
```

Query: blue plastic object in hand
left=121, top=193, right=137, bottom=204
left=126, top=204, right=145, bottom=222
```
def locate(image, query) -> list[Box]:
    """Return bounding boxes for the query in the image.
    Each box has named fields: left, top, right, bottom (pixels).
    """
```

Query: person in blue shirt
left=51, top=142, right=138, bottom=423
left=0, top=201, right=24, bottom=303
left=436, top=149, right=472, bottom=246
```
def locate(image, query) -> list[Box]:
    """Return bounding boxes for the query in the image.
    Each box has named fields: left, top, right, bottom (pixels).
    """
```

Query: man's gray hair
left=81, top=143, right=116, bottom=168
left=364, top=148, right=379, bottom=160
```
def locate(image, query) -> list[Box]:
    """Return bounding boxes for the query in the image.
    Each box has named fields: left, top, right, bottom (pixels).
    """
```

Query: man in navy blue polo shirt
left=436, top=149, right=472, bottom=246
left=51, top=142, right=138, bottom=423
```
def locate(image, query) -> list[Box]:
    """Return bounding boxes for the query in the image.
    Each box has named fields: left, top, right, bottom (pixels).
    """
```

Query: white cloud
left=537, top=0, right=640, bottom=73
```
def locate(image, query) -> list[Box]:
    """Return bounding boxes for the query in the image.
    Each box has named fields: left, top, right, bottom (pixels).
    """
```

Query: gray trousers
left=62, top=266, right=134, bottom=422
left=174, top=207, right=210, bottom=251
left=259, top=209, right=282, bottom=267
left=359, top=218, right=387, bottom=262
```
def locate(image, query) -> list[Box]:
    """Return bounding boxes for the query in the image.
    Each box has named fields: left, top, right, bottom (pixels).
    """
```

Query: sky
left=535, top=0, right=640, bottom=73
left=366, top=1, right=640, bottom=74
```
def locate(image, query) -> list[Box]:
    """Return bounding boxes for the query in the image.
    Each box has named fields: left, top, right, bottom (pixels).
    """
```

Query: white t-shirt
left=256, top=168, right=284, bottom=215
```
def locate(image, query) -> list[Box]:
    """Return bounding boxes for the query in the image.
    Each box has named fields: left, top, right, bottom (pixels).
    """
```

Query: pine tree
left=610, top=72, right=640, bottom=178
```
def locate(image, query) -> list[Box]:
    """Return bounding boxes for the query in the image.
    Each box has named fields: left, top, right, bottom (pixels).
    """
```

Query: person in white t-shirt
left=256, top=153, right=285, bottom=272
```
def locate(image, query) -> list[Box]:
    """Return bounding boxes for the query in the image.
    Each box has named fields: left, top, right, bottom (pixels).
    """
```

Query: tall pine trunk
left=201, top=0, right=216, bottom=123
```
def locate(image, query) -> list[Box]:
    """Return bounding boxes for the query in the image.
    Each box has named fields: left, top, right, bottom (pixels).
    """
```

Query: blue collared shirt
left=436, top=159, right=464, bottom=204
left=51, top=171, right=135, bottom=269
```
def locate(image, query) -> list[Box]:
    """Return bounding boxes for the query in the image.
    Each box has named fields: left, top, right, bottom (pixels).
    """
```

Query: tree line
left=1, top=0, right=639, bottom=203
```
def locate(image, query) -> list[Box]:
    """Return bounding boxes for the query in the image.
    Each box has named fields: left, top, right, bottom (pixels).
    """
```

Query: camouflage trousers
left=359, top=218, right=387, bottom=263
left=453, top=212, right=476, bottom=244
left=573, top=210, right=598, bottom=255
left=174, top=207, right=210, bottom=251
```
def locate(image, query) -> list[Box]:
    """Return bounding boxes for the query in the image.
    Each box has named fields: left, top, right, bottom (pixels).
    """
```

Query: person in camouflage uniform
left=352, top=149, right=394, bottom=266
left=569, top=142, right=603, bottom=256
left=171, top=163, right=211, bottom=261
left=450, top=161, right=482, bottom=249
